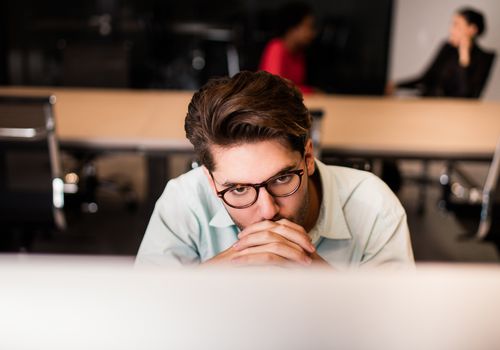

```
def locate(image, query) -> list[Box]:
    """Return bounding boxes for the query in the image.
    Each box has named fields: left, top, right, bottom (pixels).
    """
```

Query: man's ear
left=202, top=166, right=218, bottom=194
left=304, top=138, right=315, bottom=176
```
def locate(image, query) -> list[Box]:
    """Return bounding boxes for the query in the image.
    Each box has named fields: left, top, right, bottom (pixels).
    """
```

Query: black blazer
left=397, top=42, right=496, bottom=98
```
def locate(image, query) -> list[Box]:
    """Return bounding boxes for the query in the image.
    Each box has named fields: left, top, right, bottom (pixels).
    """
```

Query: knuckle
left=299, top=237, right=309, bottom=245
left=264, top=253, right=278, bottom=263
left=235, top=255, right=248, bottom=263
left=239, top=236, right=252, bottom=245
left=263, top=231, right=275, bottom=240
left=268, top=242, right=282, bottom=252
left=261, top=254, right=272, bottom=262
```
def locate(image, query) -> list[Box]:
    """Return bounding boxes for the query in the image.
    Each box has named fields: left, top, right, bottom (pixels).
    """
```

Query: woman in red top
left=259, top=2, right=317, bottom=94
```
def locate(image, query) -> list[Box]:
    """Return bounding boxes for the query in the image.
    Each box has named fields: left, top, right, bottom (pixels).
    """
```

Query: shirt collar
left=209, top=205, right=236, bottom=228
left=313, top=160, right=352, bottom=240
left=199, top=169, right=236, bottom=229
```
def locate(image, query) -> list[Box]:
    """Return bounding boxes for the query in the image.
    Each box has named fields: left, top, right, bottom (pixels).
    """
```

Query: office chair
left=63, top=150, right=138, bottom=213
left=442, top=138, right=500, bottom=243
left=0, top=95, right=66, bottom=249
left=149, top=21, right=240, bottom=89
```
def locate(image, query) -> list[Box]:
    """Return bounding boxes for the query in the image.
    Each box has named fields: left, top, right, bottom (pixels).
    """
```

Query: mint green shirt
left=136, top=160, right=414, bottom=269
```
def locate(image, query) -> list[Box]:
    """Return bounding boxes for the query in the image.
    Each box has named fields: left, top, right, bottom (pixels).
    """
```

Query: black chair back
left=0, top=95, right=66, bottom=232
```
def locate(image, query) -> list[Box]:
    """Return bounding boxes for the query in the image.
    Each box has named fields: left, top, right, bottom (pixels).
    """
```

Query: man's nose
left=256, top=187, right=280, bottom=220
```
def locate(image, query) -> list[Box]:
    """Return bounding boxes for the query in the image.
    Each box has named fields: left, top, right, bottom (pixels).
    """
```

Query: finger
left=271, top=221, right=315, bottom=253
left=238, top=220, right=276, bottom=238
left=202, top=245, right=241, bottom=266
left=275, top=219, right=310, bottom=239
left=236, top=243, right=312, bottom=266
left=233, top=230, right=304, bottom=253
left=231, top=252, right=295, bottom=268
left=238, top=219, right=315, bottom=253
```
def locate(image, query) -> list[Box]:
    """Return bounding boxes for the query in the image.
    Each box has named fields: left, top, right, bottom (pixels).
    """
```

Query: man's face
left=205, top=139, right=316, bottom=230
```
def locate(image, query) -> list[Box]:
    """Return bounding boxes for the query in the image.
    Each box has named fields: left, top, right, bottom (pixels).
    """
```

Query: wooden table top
left=1, top=86, right=499, bottom=159
left=306, top=95, right=500, bottom=159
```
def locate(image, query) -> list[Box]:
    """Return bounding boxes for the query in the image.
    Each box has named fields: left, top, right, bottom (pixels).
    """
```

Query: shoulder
left=321, top=163, right=405, bottom=217
left=162, top=166, right=206, bottom=197
left=317, top=162, right=413, bottom=266
left=137, top=167, right=213, bottom=266
left=267, top=38, right=285, bottom=48
left=156, top=166, right=220, bottom=215
left=473, top=44, right=496, bottom=61
left=437, top=42, right=456, bottom=57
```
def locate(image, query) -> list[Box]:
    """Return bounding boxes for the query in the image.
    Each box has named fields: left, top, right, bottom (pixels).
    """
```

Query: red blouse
left=259, top=38, right=314, bottom=94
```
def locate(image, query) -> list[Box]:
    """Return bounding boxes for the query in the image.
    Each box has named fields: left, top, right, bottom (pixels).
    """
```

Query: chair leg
left=439, top=161, right=454, bottom=210
left=416, top=160, right=429, bottom=215
left=80, top=162, right=99, bottom=213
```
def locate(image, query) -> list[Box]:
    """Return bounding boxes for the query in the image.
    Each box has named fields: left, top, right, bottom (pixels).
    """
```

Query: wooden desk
left=0, top=87, right=194, bottom=204
left=1, top=87, right=499, bottom=157
left=1, top=87, right=499, bottom=202
left=0, top=87, right=193, bottom=152
left=306, top=95, right=500, bottom=160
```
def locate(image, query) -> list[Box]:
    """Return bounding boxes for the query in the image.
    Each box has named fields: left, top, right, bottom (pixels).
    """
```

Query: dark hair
left=185, top=71, right=311, bottom=172
left=276, top=2, right=313, bottom=37
left=458, top=7, right=486, bottom=37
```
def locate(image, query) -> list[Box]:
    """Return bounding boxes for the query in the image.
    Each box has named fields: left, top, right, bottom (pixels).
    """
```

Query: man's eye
left=229, top=186, right=251, bottom=196
left=273, top=174, right=293, bottom=185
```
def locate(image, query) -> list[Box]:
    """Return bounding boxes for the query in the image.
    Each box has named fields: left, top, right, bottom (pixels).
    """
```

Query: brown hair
left=185, top=71, right=311, bottom=171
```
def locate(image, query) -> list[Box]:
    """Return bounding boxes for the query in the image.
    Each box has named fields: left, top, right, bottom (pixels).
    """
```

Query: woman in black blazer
left=395, top=7, right=495, bottom=98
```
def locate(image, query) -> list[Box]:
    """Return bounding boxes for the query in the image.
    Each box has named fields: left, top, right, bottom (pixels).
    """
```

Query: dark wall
left=0, top=1, right=8, bottom=84
left=1, top=0, right=393, bottom=94
left=308, top=0, right=393, bottom=94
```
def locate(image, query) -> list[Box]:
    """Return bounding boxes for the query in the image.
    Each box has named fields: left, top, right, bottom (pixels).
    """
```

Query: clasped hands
left=204, top=219, right=330, bottom=268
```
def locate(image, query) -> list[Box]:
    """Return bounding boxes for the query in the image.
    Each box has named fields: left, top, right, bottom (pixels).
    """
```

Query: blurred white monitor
left=1, top=255, right=500, bottom=350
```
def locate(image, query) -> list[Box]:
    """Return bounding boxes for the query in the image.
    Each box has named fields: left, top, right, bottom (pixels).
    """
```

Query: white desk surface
left=1, top=255, right=500, bottom=350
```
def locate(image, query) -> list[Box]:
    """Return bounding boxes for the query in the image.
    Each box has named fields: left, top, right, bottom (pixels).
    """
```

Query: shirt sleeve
left=459, top=50, right=496, bottom=98
left=354, top=175, right=415, bottom=269
left=135, top=180, right=201, bottom=267
left=360, top=210, right=415, bottom=269
left=396, top=43, right=449, bottom=93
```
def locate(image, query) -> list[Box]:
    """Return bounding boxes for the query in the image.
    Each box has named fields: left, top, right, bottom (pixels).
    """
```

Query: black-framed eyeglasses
left=211, top=169, right=305, bottom=209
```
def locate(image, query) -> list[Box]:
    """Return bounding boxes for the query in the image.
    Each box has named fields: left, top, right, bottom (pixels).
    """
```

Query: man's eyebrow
left=220, top=164, right=297, bottom=187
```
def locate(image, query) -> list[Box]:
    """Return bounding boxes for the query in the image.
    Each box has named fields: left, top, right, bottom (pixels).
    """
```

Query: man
left=137, top=71, right=414, bottom=269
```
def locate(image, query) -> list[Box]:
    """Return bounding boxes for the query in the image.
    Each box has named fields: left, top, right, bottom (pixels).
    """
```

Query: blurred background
left=0, top=0, right=499, bottom=262
left=2, top=0, right=499, bottom=96
left=2, top=0, right=393, bottom=93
